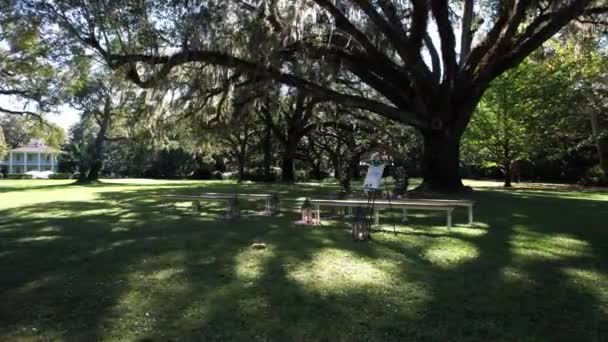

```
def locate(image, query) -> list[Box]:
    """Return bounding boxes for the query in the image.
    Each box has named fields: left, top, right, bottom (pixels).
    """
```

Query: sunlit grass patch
left=510, top=228, right=593, bottom=260
left=234, top=245, right=275, bottom=282
left=423, top=240, right=480, bottom=268
left=562, top=267, right=608, bottom=305
left=288, top=248, right=397, bottom=291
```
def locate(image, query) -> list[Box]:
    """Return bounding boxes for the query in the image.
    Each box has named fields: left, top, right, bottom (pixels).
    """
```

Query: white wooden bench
left=160, top=193, right=276, bottom=217
left=396, top=199, right=475, bottom=225
left=203, top=193, right=277, bottom=215
left=307, top=199, right=466, bottom=231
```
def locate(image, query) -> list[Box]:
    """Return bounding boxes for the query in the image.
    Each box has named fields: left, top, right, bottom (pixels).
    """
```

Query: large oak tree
left=40, top=0, right=608, bottom=191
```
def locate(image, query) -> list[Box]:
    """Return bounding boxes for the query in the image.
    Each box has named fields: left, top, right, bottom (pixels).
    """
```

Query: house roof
left=8, top=139, right=61, bottom=154
left=9, top=146, right=61, bottom=153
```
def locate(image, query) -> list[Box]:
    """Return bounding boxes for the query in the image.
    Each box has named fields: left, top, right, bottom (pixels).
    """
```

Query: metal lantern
left=301, top=199, right=315, bottom=225
left=269, top=193, right=279, bottom=216
left=227, top=196, right=241, bottom=219
left=352, top=207, right=371, bottom=241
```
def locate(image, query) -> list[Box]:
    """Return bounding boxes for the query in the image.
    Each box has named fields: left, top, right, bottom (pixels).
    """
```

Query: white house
left=0, top=139, right=61, bottom=173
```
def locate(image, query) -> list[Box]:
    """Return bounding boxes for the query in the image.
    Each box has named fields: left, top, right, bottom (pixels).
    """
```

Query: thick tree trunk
left=281, top=153, right=295, bottom=182
left=418, top=130, right=466, bottom=192
left=87, top=161, right=102, bottom=182
left=85, top=132, right=107, bottom=182
left=262, top=125, right=272, bottom=181
left=503, top=162, right=512, bottom=188
left=332, top=154, right=341, bottom=180
left=590, top=111, right=608, bottom=183
left=280, top=132, right=299, bottom=182
left=78, top=164, right=89, bottom=182
left=237, top=160, right=245, bottom=182
left=350, top=155, right=361, bottom=179
left=310, top=160, right=323, bottom=180
left=84, top=97, right=112, bottom=183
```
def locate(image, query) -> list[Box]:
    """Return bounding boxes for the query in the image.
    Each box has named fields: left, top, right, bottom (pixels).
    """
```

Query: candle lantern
left=301, top=199, right=315, bottom=225
left=352, top=207, right=371, bottom=241
left=227, top=196, right=241, bottom=219
left=269, top=193, right=279, bottom=216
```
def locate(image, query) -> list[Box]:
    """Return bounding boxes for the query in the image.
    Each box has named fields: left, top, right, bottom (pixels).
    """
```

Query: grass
left=0, top=178, right=607, bottom=341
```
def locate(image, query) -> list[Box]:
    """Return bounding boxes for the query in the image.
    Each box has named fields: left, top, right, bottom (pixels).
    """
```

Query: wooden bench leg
left=193, top=201, right=203, bottom=212
left=402, top=208, right=408, bottom=222
left=468, top=206, right=473, bottom=226
left=227, top=199, right=241, bottom=219
left=264, top=199, right=271, bottom=215
left=226, top=203, right=232, bottom=219
left=447, top=209, right=453, bottom=231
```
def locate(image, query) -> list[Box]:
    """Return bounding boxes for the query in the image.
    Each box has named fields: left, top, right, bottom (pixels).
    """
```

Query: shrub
left=244, top=167, right=281, bottom=182
left=579, top=165, right=608, bottom=187
left=48, top=173, right=71, bottom=179
left=189, top=165, right=214, bottom=180
left=221, top=171, right=238, bottom=180
left=295, top=169, right=309, bottom=182
left=5, top=173, right=33, bottom=179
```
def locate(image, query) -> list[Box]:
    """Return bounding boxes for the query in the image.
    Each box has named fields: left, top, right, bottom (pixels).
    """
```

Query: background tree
left=0, top=126, right=7, bottom=161
left=40, top=0, right=608, bottom=191
left=0, top=115, right=31, bottom=147
left=1, top=0, right=60, bottom=119
left=67, top=65, right=146, bottom=182
left=0, top=115, right=65, bottom=148
left=461, top=68, right=530, bottom=187
left=262, top=89, right=319, bottom=182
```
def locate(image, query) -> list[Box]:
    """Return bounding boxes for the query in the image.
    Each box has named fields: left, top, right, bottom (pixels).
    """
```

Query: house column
left=24, top=152, right=27, bottom=172
left=9, top=151, right=13, bottom=173
left=38, top=152, right=41, bottom=171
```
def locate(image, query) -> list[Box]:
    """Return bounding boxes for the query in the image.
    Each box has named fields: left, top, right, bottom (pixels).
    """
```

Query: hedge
left=48, top=173, right=72, bottom=179
left=4, top=173, right=34, bottom=179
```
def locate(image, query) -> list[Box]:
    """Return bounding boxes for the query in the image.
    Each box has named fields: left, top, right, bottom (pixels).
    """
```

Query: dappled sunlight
left=1, top=190, right=97, bottom=210
left=509, top=190, right=608, bottom=202
left=150, top=268, right=186, bottom=281
left=510, top=228, right=593, bottom=260
left=91, top=239, right=136, bottom=256
left=562, top=267, right=608, bottom=309
left=288, top=248, right=400, bottom=292
left=462, top=221, right=490, bottom=231
left=15, top=235, right=63, bottom=243
left=422, top=240, right=480, bottom=268
left=15, top=274, right=64, bottom=295
left=234, top=245, right=276, bottom=282
left=500, top=266, right=536, bottom=285
left=38, top=226, right=62, bottom=233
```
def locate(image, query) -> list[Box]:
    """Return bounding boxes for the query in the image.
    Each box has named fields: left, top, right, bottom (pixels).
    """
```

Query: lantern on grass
left=227, top=196, right=241, bottom=219
left=301, top=199, right=315, bottom=225
left=352, top=207, right=371, bottom=241
left=194, top=200, right=203, bottom=212
left=269, top=193, right=279, bottom=216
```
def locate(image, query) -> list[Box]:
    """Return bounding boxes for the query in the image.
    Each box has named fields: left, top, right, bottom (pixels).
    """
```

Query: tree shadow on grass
left=0, top=184, right=606, bottom=340
left=388, top=189, right=608, bottom=340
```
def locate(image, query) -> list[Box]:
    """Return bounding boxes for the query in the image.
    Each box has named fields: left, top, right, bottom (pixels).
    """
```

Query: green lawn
left=1, top=179, right=607, bottom=341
